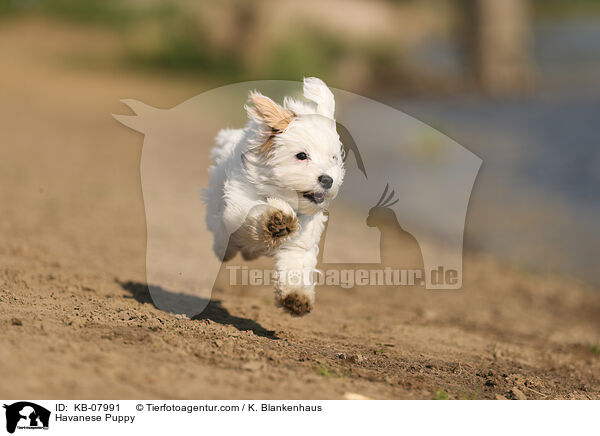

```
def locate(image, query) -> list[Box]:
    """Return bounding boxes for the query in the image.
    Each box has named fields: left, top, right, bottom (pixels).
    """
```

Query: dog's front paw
left=280, top=292, right=314, bottom=316
left=263, top=208, right=298, bottom=243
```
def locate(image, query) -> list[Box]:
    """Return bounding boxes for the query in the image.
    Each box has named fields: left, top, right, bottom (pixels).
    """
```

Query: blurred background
left=1, top=0, right=598, bottom=284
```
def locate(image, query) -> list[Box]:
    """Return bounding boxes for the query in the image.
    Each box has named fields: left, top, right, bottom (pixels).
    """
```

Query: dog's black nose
left=318, top=175, right=333, bottom=189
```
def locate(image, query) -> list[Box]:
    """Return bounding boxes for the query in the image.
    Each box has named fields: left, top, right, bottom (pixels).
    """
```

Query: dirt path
left=1, top=19, right=599, bottom=400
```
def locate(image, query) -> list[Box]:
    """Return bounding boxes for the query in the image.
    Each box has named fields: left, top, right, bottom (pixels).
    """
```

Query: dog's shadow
left=116, top=280, right=279, bottom=340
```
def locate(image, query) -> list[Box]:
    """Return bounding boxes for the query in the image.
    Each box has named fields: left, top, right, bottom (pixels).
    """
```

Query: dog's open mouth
left=303, top=191, right=325, bottom=204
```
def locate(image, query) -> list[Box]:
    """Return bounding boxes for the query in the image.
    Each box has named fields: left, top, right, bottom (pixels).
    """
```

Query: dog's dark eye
left=295, top=152, right=308, bottom=160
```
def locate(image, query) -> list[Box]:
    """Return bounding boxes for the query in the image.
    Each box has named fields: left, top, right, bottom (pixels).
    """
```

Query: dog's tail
left=211, top=128, right=244, bottom=164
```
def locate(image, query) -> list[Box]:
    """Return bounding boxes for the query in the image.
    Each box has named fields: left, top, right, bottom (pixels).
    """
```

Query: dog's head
left=246, top=77, right=345, bottom=215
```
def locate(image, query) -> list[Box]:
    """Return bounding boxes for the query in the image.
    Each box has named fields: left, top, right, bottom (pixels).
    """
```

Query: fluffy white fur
left=205, top=78, right=345, bottom=315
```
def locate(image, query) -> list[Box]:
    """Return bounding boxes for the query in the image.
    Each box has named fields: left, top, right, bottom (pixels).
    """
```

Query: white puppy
left=205, top=78, right=345, bottom=315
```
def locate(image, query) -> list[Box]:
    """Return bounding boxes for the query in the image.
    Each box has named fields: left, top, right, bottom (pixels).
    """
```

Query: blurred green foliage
left=266, top=28, right=345, bottom=81
left=266, top=27, right=402, bottom=86
left=122, top=3, right=243, bottom=79
left=534, top=0, right=600, bottom=18
left=0, top=0, right=402, bottom=84
left=0, top=0, right=18, bottom=17
left=0, top=0, right=135, bottom=26
left=0, top=0, right=245, bottom=77
left=37, top=0, right=136, bottom=28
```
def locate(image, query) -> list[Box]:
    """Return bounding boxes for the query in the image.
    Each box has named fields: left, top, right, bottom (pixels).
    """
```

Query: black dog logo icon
left=3, top=402, right=50, bottom=434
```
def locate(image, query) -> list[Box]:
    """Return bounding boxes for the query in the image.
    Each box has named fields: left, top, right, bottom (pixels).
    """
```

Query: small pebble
left=509, top=388, right=527, bottom=400
left=242, top=361, right=263, bottom=371
left=343, top=392, right=373, bottom=400
left=348, top=353, right=364, bottom=364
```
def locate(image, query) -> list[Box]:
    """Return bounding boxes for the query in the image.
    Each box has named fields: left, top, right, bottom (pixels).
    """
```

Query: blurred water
left=383, top=18, right=600, bottom=284
left=536, top=17, right=600, bottom=91
left=395, top=95, right=599, bottom=283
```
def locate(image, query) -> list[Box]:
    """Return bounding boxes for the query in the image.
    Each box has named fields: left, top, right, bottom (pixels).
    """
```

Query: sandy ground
left=1, top=19, right=599, bottom=400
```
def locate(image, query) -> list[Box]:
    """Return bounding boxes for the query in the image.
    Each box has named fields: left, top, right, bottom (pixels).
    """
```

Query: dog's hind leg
left=272, top=240, right=320, bottom=316
left=271, top=212, right=326, bottom=316
left=272, top=245, right=318, bottom=316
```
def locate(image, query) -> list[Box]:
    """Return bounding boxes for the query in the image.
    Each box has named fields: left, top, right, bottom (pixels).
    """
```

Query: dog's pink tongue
left=313, top=192, right=325, bottom=203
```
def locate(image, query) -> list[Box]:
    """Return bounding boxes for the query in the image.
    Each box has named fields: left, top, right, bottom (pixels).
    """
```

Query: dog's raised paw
left=280, top=292, right=313, bottom=316
left=264, top=209, right=298, bottom=242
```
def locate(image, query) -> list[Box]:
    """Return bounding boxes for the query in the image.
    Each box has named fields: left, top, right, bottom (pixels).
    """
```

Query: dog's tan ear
left=247, top=91, right=295, bottom=132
